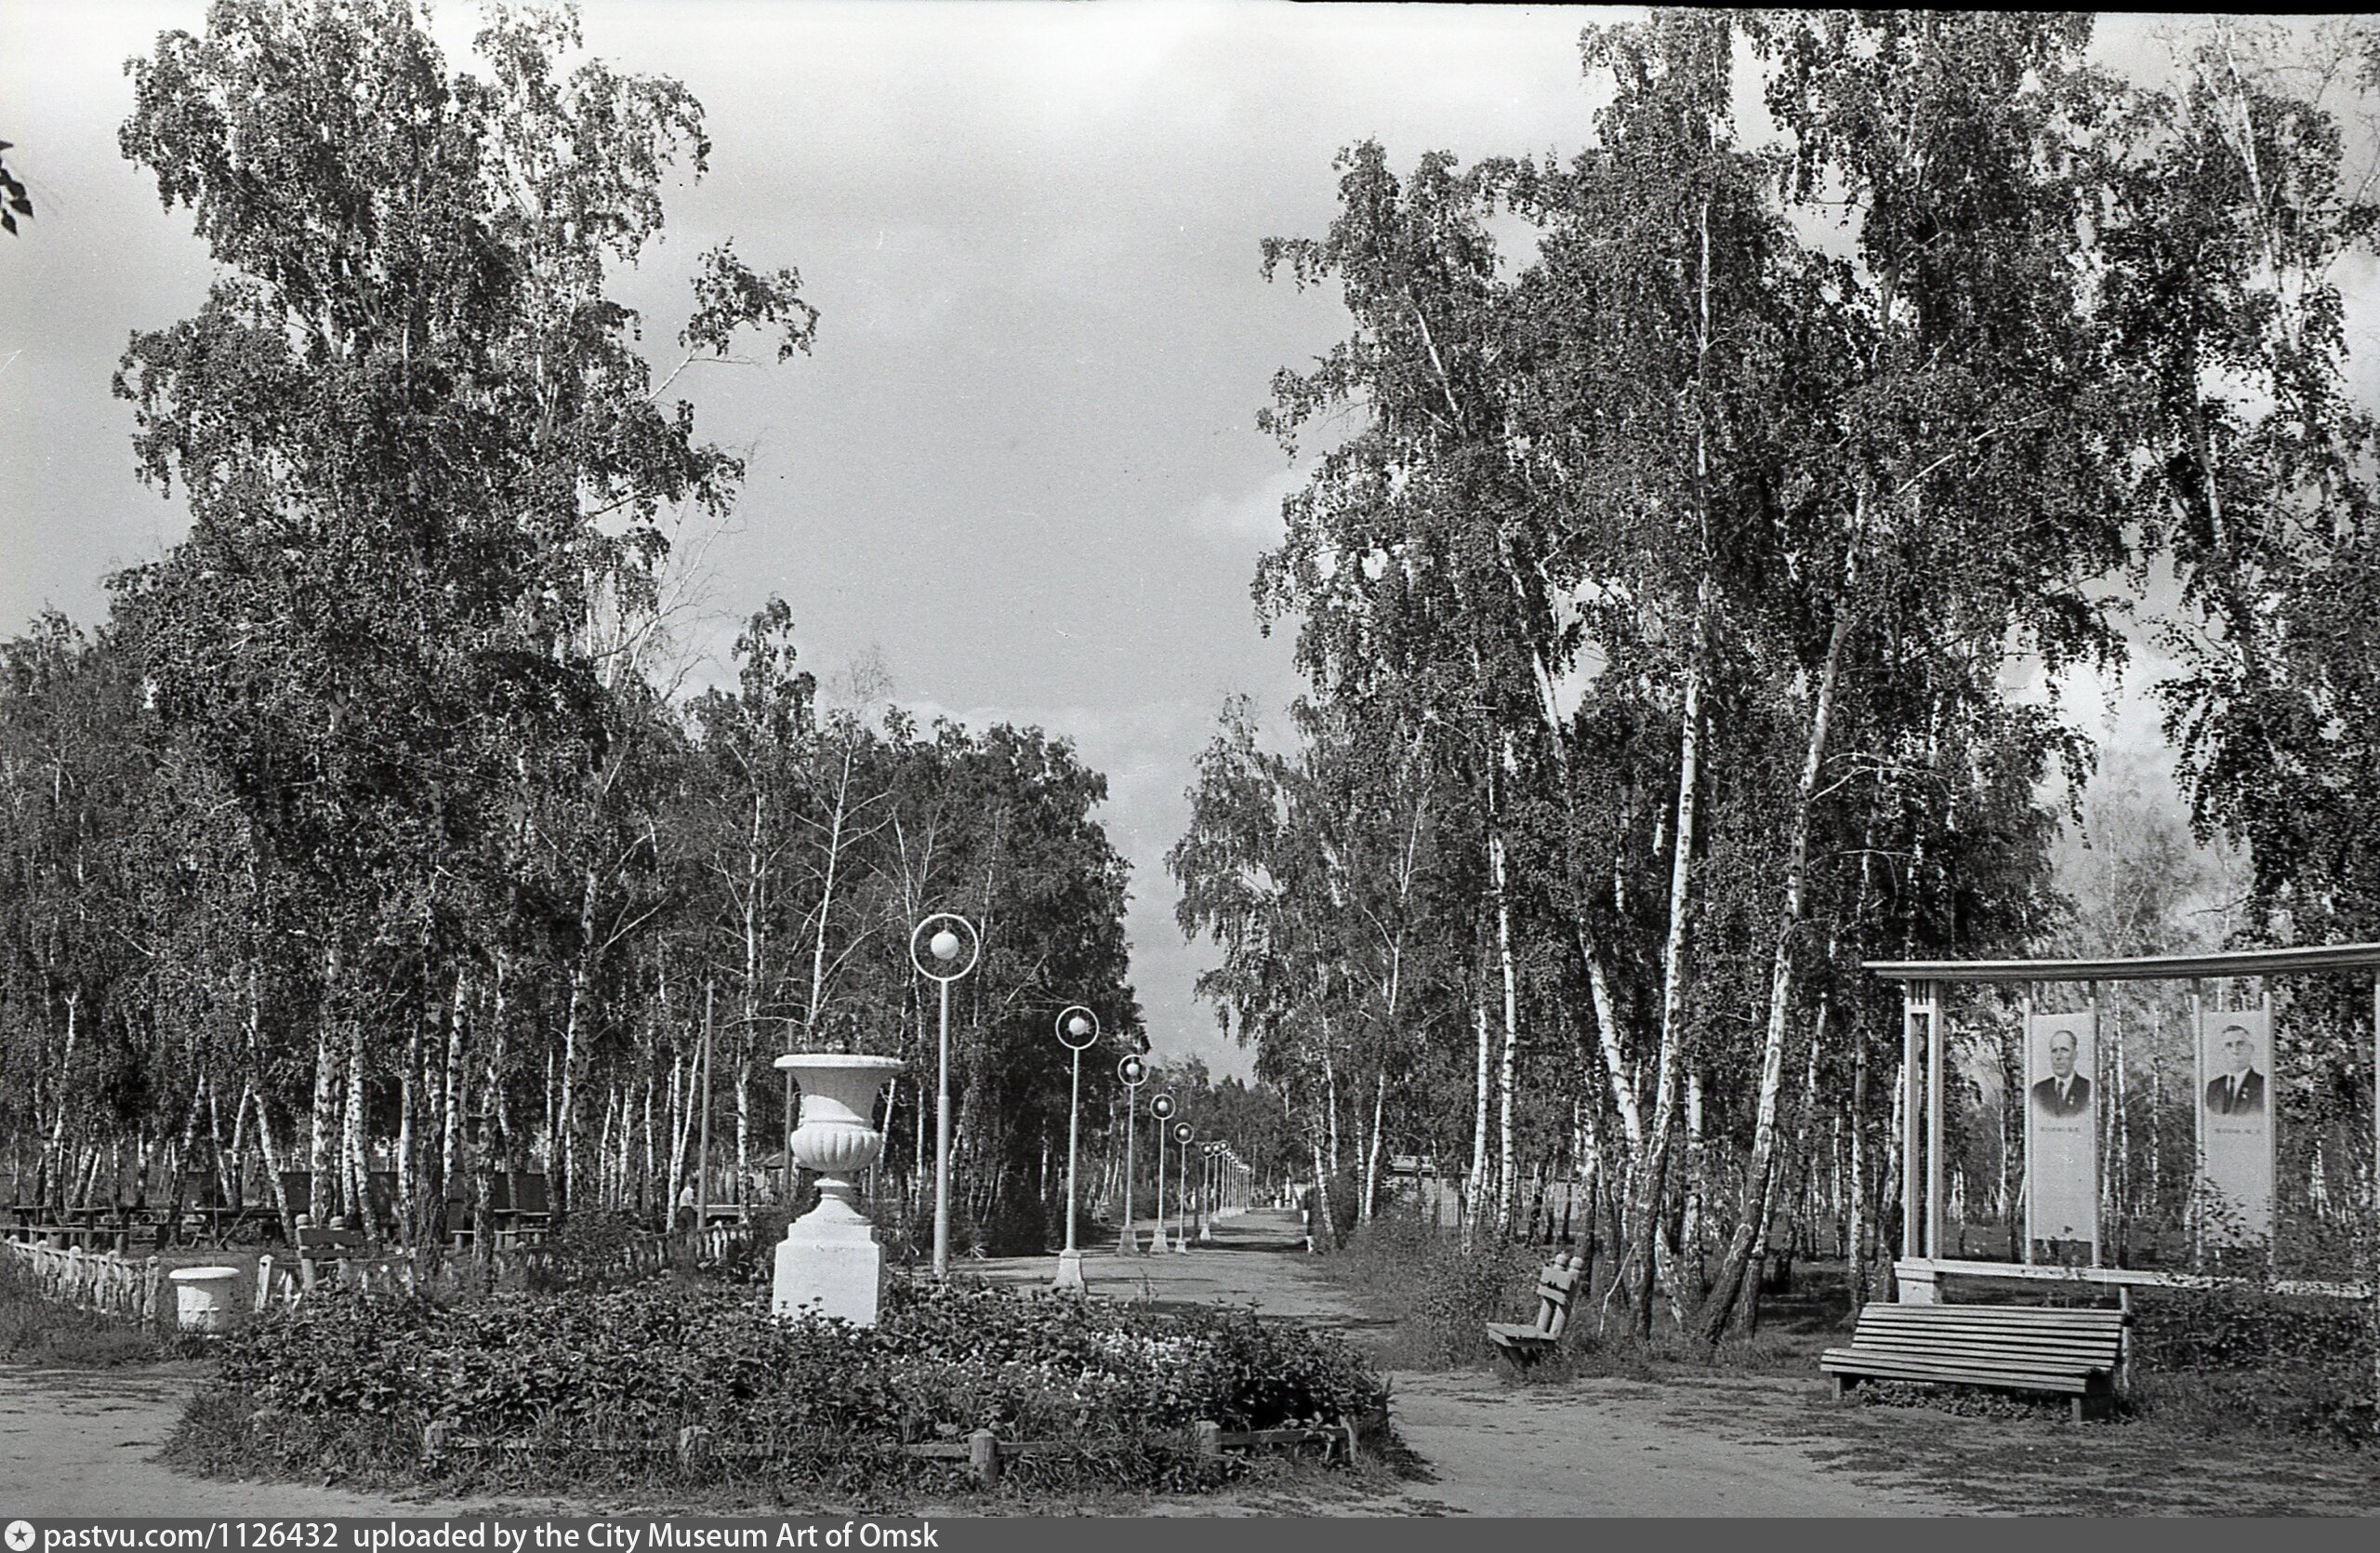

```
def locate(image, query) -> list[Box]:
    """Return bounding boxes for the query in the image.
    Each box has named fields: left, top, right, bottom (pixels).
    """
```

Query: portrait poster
left=2198, top=1008, right=2276, bottom=1242
left=2025, top=1012, right=2098, bottom=1251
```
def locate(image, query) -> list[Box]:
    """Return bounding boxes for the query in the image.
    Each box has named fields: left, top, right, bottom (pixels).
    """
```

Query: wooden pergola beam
left=1862, top=942, right=2380, bottom=984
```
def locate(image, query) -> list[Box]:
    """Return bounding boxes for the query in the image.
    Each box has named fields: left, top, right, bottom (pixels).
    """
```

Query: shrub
left=168, top=1275, right=1390, bottom=1496
left=2128, top=1281, right=2377, bottom=1445
left=1325, top=1203, right=1540, bottom=1370
left=525, top=1210, right=660, bottom=1293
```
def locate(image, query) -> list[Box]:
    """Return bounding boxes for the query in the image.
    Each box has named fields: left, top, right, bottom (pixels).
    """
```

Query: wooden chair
left=1820, top=1301, right=2128, bottom=1421
left=1486, top=1253, right=1585, bottom=1369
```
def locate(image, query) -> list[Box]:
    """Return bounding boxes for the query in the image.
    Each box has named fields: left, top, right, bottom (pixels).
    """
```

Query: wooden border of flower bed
left=422, top=1405, right=1393, bottom=1488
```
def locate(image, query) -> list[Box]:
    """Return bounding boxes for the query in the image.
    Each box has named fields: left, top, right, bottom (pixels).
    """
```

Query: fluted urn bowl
left=776, top=1054, right=903, bottom=1220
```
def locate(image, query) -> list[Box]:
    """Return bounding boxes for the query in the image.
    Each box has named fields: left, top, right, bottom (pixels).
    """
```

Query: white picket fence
left=0, top=1240, right=169, bottom=1324
left=6, top=1222, right=755, bottom=1326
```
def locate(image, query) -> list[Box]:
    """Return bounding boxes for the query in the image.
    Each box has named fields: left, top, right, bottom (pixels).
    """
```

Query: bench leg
left=2069, top=1396, right=2084, bottom=1425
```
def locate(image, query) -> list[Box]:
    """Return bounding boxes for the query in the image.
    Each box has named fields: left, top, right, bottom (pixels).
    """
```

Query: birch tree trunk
left=1490, top=806, right=1521, bottom=1238
left=1469, top=999, right=1490, bottom=1252
left=1697, top=525, right=1858, bottom=1342
left=1623, top=577, right=1710, bottom=1339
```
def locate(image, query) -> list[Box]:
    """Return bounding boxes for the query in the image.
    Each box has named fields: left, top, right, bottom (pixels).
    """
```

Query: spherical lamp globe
left=930, top=928, right=960, bottom=962
left=1066, top=1014, right=1091, bottom=1040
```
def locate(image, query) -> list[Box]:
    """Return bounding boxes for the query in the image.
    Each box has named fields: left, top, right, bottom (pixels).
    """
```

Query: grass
left=0, top=1255, right=201, bottom=1367
left=1322, top=1207, right=2379, bottom=1507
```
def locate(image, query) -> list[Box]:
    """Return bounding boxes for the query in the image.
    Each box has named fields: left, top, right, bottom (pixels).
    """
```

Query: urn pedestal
left=772, top=1054, right=902, bottom=1326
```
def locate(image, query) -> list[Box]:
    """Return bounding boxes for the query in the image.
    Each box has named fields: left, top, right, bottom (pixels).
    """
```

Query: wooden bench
left=1486, top=1253, right=1584, bottom=1369
left=1820, top=1302, right=2128, bottom=1421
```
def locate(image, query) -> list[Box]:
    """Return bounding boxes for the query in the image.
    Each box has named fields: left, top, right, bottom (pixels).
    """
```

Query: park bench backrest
left=298, top=1224, right=369, bottom=1256
left=1536, top=1254, right=1583, bottom=1338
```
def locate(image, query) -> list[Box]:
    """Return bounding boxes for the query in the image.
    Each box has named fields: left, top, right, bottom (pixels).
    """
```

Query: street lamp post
left=910, top=913, right=980, bottom=1281
left=1149, top=1093, right=1177, bottom=1254
left=1171, top=1121, right=1195, bottom=1250
left=1199, top=1142, right=1218, bottom=1241
left=1052, top=1005, right=1098, bottom=1291
left=1116, top=1055, right=1147, bottom=1254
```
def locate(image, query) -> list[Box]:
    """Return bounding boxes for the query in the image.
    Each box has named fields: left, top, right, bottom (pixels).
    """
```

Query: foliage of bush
left=2131, top=1283, right=2373, bottom=1372
left=524, top=1211, right=662, bottom=1293
left=2127, top=1282, right=2377, bottom=1445
left=1849, top=1379, right=2062, bottom=1421
left=168, top=1276, right=1388, bottom=1495
left=1326, top=1203, right=1541, bottom=1369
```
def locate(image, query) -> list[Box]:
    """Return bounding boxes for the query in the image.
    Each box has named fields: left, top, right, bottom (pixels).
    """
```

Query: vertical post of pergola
left=1924, top=980, right=1945, bottom=1264
left=2022, top=986, right=2036, bottom=1267
left=2088, top=980, right=2103, bottom=1269
left=1901, top=982, right=1922, bottom=1264
left=2188, top=977, right=2205, bottom=1275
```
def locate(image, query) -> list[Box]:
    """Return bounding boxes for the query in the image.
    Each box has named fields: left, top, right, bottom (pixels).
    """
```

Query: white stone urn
left=771, top=1053, right=902, bottom=1326
left=169, top=1265, right=243, bottom=1334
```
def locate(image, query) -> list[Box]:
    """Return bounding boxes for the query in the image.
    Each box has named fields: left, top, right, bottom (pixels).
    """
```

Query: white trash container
left=168, top=1265, right=243, bottom=1334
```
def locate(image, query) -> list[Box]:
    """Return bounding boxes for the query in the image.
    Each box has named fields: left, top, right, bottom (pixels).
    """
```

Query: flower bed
left=167, top=1277, right=1389, bottom=1496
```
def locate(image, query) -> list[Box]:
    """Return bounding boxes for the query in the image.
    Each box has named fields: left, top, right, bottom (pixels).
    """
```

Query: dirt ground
left=970, top=1211, right=1952, bottom=1516
left=5, top=1209, right=2374, bottom=1516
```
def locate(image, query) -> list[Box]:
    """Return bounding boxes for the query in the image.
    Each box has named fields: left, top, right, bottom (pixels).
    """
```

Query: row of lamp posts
left=770, top=909, right=1249, bottom=1323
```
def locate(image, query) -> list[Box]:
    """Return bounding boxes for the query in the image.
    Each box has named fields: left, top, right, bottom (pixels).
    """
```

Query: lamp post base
left=1052, top=1249, right=1085, bottom=1291
left=1118, top=1224, right=1140, bottom=1254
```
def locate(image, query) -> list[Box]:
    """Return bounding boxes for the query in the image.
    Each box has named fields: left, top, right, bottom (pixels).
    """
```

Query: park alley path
left=974, top=1208, right=1962, bottom=1517
left=4, top=1211, right=1956, bottom=1519
left=0, top=1364, right=495, bottom=1518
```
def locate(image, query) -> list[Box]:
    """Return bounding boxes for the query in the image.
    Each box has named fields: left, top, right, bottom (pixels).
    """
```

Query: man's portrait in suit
left=2031, top=1028, right=2091, bottom=1118
left=2204, top=1023, right=2267, bottom=1116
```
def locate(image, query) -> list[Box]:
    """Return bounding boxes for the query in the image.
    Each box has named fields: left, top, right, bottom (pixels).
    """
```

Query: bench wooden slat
left=1857, top=1317, right=2122, bottom=1336
left=1837, top=1324, right=2122, bottom=1352
left=1822, top=1347, right=2108, bottom=1381
left=1823, top=1353, right=2106, bottom=1387
left=1837, top=1334, right=2122, bottom=1362
left=1858, top=1315, right=2122, bottom=1334
left=1821, top=1359, right=2098, bottom=1395
left=1823, top=1344, right=2109, bottom=1375
left=1858, top=1307, right=2123, bottom=1325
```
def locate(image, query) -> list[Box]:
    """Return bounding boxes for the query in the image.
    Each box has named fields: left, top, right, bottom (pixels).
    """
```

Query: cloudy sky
left=2, top=5, right=2366, bottom=1078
